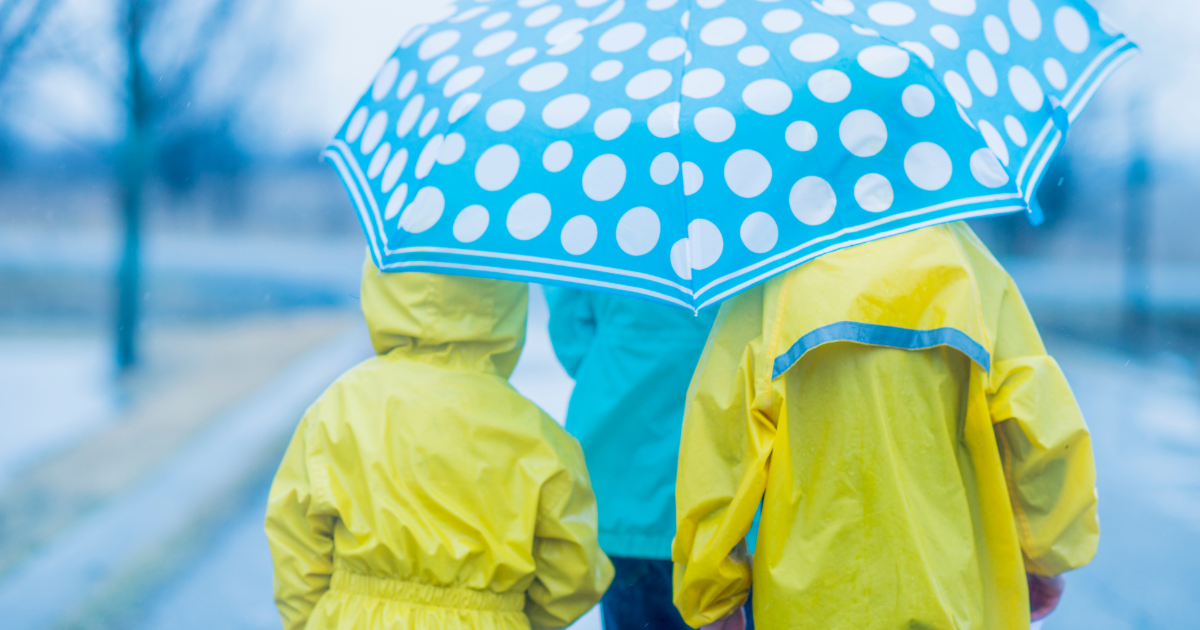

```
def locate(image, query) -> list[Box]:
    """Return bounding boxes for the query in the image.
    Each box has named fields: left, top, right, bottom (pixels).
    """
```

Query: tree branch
left=156, top=0, right=281, bottom=134
left=0, top=0, right=62, bottom=86
left=0, top=0, right=24, bottom=33
left=153, top=0, right=239, bottom=110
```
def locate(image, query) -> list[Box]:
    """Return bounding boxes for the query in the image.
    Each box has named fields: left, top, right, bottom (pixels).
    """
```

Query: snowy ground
left=1049, top=341, right=1200, bottom=629
left=0, top=337, right=115, bottom=489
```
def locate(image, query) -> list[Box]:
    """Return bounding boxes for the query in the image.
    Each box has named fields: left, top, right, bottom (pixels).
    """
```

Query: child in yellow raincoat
left=265, top=260, right=613, bottom=630
left=673, top=223, right=1098, bottom=630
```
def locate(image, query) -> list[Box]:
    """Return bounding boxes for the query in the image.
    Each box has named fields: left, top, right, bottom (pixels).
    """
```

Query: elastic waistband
left=330, top=570, right=525, bottom=612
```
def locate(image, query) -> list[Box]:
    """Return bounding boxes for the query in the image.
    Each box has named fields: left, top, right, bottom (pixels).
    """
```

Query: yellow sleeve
left=672, top=285, right=774, bottom=628
left=988, top=279, right=1099, bottom=577
left=265, top=415, right=336, bottom=630
left=525, top=436, right=614, bottom=630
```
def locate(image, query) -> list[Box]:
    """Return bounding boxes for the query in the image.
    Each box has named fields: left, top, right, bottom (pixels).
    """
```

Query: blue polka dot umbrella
left=324, top=0, right=1135, bottom=311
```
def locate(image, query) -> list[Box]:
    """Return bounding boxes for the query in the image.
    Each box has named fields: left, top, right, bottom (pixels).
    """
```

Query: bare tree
left=112, top=0, right=277, bottom=368
left=115, top=0, right=149, bottom=369
left=0, top=0, right=62, bottom=86
left=3, top=0, right=285, bottom=368
left=1122, top=93, right=1153, bottom=349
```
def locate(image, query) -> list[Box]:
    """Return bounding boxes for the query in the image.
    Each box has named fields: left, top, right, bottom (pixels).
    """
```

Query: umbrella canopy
left=324, top=0, right=1135, bottom=311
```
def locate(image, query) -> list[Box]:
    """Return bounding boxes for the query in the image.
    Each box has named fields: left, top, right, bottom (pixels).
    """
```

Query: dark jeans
left=601, top=556, right=754, bottom=630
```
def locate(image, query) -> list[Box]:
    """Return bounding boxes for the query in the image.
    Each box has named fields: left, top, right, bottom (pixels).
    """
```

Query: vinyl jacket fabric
left=673, top=223, right=1099, bottom=630
left=266, top=262, right=613, bottom=630
left=546, top=289, right=716, bottom=559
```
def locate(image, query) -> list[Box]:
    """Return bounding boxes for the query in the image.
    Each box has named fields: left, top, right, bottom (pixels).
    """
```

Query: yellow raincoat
left=266, top=261, right=613, bottom=630
left=673, top=223, right=1098, bottom=629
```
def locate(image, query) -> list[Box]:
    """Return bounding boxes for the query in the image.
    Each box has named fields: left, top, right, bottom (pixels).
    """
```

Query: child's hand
left=701, top=606, right=746, bottom=630
left=1028, top=572, right=1066, bottom=621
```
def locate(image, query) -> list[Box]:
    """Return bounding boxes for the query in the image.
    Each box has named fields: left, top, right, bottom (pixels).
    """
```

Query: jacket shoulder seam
left=762, top=275, right=794, bottom=406
left=945, top=225, right=997, bottom=359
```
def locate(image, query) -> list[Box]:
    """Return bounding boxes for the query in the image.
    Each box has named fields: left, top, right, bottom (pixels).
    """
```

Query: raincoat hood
left=360, top=258, right=528, bottom=377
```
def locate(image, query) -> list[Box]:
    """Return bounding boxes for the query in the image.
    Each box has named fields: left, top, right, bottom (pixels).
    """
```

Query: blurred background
left=0, top=0, right=1196, bottom=628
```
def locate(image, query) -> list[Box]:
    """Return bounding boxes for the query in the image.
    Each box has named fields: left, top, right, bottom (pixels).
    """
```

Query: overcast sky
left=247, top=0, right=455, bottom=154
left=1073, top=0, right=1200, bottom=161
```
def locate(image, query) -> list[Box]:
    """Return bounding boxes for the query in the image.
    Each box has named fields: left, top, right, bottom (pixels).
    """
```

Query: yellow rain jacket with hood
left=673, top=223, right=1098, bottom=630
left=266, top=261, right=613, bottom=630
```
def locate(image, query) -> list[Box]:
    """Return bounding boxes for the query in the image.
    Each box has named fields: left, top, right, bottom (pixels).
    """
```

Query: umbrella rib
left=1062, top=38, right=1132, bottom=108
left=323, top=148, right=384, bottom=266
left=1017, top=39, right=1137, bottom=193
left=1024, top=131, right=1062, bottom=204
left=679, top=1, right=697, bottom=302
left=330, top=140, right=392, bottom=251
left=1016, top=120, right=1055, bottom=192
left=1068, top=47, right=1138, bottom=122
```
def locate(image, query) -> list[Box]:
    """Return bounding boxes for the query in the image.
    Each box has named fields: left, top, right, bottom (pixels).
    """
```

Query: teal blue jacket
left=546, top=288, right=717, bottom=559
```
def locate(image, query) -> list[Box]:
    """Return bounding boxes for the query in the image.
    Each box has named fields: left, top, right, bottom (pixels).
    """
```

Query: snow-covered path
left=1049, top=340, right=1200, bottom=629
left=0, top=338, right=116, bottom=489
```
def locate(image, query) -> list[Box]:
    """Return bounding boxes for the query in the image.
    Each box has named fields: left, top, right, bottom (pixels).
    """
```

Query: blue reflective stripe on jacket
left=546, top=288, right=717, bottom=560
left=773, top=322, right=992, bottom=378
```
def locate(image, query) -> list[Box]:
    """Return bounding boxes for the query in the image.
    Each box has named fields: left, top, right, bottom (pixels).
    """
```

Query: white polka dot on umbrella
left=324, top=0, right=1133, bottom=310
